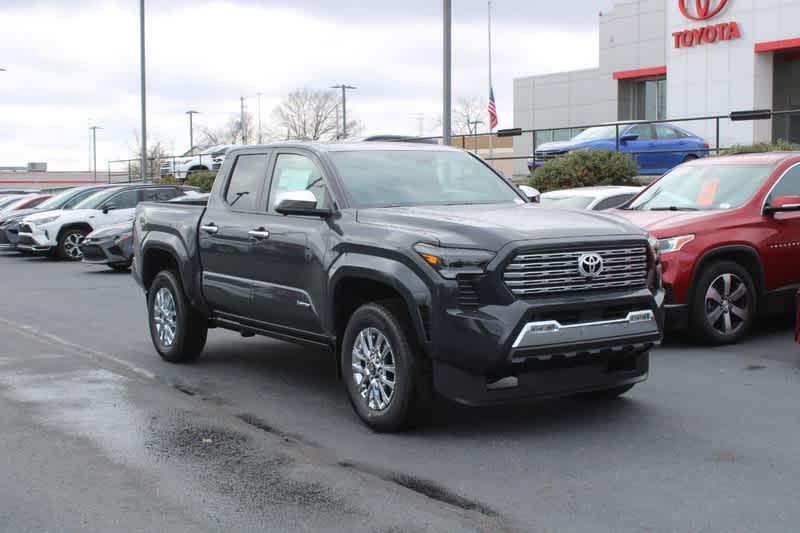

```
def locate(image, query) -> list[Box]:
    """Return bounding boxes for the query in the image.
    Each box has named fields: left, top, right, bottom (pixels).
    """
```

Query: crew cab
left=614, top=152, right=800, bottom=344
left=133, top=142, right=664, bottom=431
left=19, top=184, right=191, bottom=260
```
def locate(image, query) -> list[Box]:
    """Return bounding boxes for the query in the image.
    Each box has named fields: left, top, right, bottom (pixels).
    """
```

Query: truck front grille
left=503, top=245, right=648, bottom=298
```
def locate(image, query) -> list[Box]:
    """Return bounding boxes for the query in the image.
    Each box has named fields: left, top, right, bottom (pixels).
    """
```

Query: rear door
left=762, top=163, right=800, bottom=290
left=198, top=151, right=271, bottom=316
left=247, top=150, right=332, bottom=337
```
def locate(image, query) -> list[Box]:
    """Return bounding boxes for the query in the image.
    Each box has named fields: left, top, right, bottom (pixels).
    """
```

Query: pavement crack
left=337, top=460, right=498, bottom=518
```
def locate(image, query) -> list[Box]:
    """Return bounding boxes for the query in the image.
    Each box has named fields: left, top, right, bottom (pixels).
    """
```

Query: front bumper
left=17, top=223, right=57, bottom=253
left=0, top=226, right=17, bottom=250
left=80, top=236, right=132, bottom=266
left=428, top=286, right=663, bottom=404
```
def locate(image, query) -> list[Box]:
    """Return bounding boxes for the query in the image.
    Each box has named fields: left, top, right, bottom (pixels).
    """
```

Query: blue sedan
left=528, top=122, right=709, bottom=175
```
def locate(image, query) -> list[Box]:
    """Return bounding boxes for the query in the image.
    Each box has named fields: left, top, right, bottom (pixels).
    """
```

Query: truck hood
left=356, top=203, right=645, bottom=251
left=87, top=221, right=132, bottom=239
left=611, top=209, right=720, bottom=235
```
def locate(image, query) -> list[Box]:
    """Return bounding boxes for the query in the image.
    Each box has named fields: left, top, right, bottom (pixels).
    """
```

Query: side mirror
left=619, top=134, right=639, bottom=143
left=765, top=195, right=800, bottom=215
left=102, top=203, right=117, bottom=214
left=518, top=185, right=541, bottom=203
left=275, top=190, right=331, bottom=218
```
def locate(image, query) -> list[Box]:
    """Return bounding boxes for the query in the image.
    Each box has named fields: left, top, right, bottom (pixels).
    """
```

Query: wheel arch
left=57, top=222, right=93, bottom=242
left=688, top=245, right=765, bottom=306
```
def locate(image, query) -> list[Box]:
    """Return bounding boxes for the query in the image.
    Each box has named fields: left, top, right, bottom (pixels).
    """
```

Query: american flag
left=488, top=87, right=498, bottom=130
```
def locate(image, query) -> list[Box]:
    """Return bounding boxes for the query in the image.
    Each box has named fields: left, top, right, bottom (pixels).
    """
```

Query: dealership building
left=512, top=0, right=800, bottom=174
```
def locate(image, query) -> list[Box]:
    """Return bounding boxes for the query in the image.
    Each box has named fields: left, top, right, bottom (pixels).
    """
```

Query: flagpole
left=488, top=1, right=494, bottom=165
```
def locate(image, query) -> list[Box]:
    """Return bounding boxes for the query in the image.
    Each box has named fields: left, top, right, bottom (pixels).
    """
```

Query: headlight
left=658, top=234, right=695, bottom=254
left=28, top=215, right=60, bottom=225
left=114, top=231, right=132, bottom=245
left=414, top=243, right=495, bottom=279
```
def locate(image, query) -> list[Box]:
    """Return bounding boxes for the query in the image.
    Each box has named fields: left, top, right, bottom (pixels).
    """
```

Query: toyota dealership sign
left=672, top=0, right=742, bottom=49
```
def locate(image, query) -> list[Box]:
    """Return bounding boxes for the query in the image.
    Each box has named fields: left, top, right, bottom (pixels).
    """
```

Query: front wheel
left=57, top=228, right=88, bottom=260
left=147, top=270, right=207, bottom=363
left=690, top=260, right=756, bottom=345
left=341, top=301, right=431, bottom=432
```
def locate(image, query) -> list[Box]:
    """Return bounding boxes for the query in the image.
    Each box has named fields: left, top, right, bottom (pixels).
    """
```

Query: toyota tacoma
left=133, top=142, right=664, bottom=431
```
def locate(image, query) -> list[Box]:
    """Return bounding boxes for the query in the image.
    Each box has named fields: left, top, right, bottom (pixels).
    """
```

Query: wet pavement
left=1, top=253, right=799, bottom=532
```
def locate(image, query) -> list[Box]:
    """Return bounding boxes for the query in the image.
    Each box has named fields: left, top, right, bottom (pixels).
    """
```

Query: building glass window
left=619, top=77, right=666, bottom=121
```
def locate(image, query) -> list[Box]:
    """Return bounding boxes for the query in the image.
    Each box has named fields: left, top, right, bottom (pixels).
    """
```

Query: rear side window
left=224, top=154, right=269, bottom=210
left=107, top=189, right=139, bottom=210
left=655, top=126, right=679, bottom=140
left=768, top=165, right=800, bottom=202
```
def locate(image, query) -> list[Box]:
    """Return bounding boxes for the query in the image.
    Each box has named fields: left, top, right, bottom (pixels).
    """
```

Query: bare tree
left=129, top=131, right=169, bottom=179
left=274, top=88, right=340, bottom=141
left=453, top=97, right=486, bottom=135
left=197, top=112, right=255, bottom=147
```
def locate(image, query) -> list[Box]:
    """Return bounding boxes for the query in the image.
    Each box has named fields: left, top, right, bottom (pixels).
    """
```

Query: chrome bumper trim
left=512, top=310, right=658, bottom=349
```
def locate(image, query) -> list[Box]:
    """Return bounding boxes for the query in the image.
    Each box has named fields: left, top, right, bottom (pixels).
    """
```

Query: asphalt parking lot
left=1, top=252, right=799, bottom=532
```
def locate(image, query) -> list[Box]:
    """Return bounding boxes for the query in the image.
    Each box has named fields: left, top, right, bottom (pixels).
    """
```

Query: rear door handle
left=200, top=223, right=219, bottom=235
left=248, top=228, right=270, bottom=240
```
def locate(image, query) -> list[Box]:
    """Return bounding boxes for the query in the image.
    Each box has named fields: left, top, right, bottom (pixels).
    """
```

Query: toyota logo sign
left=679, top=0, right=729, bottom=21
left=577, top=253, right=604, bottom=279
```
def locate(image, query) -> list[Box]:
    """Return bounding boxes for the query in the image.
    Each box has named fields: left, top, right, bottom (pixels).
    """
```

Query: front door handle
left=248, top=228, right=270, bottom=240
left=200, top=223, right=219, bottom=235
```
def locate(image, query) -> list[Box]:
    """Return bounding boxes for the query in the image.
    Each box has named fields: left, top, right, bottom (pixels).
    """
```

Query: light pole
left=186, top=110, right=199, bottom=151
left=256, top=92, right=263, bottom=144
left=90, top=125, right=102, bottom=182
left=139, top=0, right=148, bottom=182
left=443, top=0, right=452, bottom=145
left=239, top=96, right=248, bottom=144
left=330, top=84, right=357, bottom=138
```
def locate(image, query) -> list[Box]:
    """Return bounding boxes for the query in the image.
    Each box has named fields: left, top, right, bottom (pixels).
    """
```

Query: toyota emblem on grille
left=577, top=253, right=604, bottom=278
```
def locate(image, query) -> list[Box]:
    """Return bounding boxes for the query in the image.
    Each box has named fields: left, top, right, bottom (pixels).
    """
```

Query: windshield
left=330, top=150, right=523, bottom=208
left=628, top=164, right=775, bottom=211
left=36, top=187, right=101, bottom=210
left=0, top=196, right=23, bottom=209
left=73, top=188, right=123, bottom=210
left=541, top=195, right=594, bottom=209
left=571, top=125, right=620, bottom=142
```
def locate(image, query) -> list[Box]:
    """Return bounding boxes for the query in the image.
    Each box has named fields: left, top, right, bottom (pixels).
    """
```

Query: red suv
left=615, top=152, right=800, bottom=344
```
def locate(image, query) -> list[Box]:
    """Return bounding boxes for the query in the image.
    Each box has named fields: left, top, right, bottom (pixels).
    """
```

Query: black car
left=79, top=222, right=134, bottom=270
left=134, top=142, right=664, bottom=432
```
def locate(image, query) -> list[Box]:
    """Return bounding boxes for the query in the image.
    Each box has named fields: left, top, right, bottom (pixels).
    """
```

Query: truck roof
left=227, top=141, right=458, bottom=155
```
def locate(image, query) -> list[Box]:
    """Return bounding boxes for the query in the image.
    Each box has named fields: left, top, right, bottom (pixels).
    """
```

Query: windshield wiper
left=649, top=206, right=699, bottom=211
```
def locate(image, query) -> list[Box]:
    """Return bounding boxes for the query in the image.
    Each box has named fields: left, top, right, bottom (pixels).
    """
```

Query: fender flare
left=688, top=244, right=766, bottom=302
left=328, top=252, right=433, bottom=352
left=140, top=237, right=207, bottom=312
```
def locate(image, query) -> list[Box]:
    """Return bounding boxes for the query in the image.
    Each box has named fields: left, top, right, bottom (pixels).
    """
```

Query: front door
left=762, top=163, right=800, bottom=291
left=623, top=124, right=659, bottom=173
left=248, top=151, right=331, bottom=336
left=199, top=152, right=271, bottom=316
left=92, top=188, right=139, bottom=229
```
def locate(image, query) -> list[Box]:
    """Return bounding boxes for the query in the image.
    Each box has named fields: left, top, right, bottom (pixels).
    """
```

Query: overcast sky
left=0, top=0, right=616, bottom=170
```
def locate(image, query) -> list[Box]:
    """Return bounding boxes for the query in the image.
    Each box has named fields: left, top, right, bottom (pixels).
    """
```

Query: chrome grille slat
left=504, top=244, right=649, bottom=298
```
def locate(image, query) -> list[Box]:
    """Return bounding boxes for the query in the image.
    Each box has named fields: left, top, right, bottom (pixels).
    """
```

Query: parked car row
left=0, top=184, right=201, bottom=270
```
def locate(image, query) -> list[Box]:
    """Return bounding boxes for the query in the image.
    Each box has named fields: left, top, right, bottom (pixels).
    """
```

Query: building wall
left=512, top=0, right=800, bottom=176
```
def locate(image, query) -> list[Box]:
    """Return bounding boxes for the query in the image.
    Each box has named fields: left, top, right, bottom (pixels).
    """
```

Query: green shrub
left=722, top=140, right=800, bottom=155
left=185, top=171, right=216, bottom=192
left=155, top=175, right=180, bottom=185
left=531, top=149, right=640, bottom=192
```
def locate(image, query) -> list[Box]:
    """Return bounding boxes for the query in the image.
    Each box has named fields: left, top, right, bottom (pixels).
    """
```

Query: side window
left=140, top=188, right=181, bottom=202
left=224, top=154, right=269, bottom=211
left=267, top=154, right=328, bottom=212
left=768, top=165, right=800, bottom=202
left=594, top=194, right=635, bottom=210
left=627, top=125, right=655, bottom=140
left=655, top=125, right=679, bottom=140
left=107, top=189, right=139, bottom=210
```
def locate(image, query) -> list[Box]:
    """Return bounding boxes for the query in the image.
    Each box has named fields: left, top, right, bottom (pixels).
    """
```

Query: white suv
left=175, top=145, right=236, bottom=179
left=18, top=185, right=187, bottom=260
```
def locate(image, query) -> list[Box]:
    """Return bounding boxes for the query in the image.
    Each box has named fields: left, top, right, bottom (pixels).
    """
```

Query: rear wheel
left=147, top=270, right=207, bottom=363
left=690, top=260, right=756, bottom=345
left=57, top=228, right=88, bottom=260
left=341, top=301, right=431, bottom=432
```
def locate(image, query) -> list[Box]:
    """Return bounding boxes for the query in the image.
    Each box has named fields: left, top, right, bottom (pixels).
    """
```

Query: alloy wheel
left=153, top=287, right=178, bottom=347
left=351, top=327, right=396, bottom=412
left=63, top=232, right=85, bottom=259
left=704, top=273, right=749, bottom=336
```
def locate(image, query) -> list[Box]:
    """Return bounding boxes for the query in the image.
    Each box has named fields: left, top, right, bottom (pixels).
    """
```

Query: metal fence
left=106, top=153, right=219, bottom=184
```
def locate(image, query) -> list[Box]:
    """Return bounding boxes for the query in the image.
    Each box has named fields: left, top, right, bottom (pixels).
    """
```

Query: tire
left=147, top=270, right=208, bottom=363
left=576, top=384, right=635, bottom=400
left=341, top=301, right=432, bottom=432
left=690, top=260, right=757, bottom=345
left=57, top=228, right=88, bottom=261
left=109, top=263, right=131, bottom=272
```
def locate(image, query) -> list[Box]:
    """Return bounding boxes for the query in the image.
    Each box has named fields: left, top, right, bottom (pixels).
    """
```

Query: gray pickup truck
left=133, top=142, right=664, bottom=431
